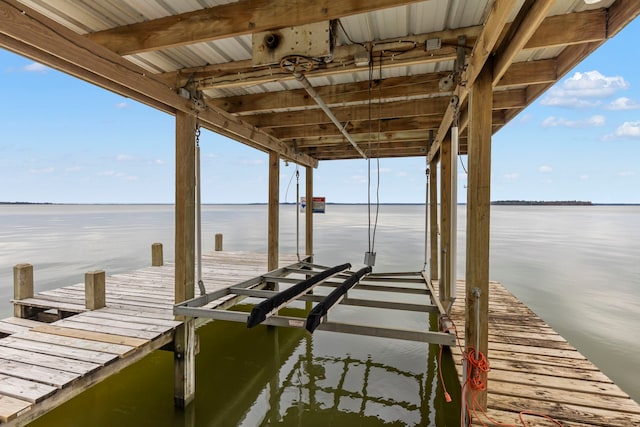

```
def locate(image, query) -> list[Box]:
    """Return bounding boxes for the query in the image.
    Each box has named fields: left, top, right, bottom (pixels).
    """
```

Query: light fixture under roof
left=583, top=0, right=602, bottom=4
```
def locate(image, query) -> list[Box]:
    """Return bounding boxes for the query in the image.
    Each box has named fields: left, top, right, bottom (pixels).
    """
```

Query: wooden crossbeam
left=86, top=0, right=427, bottom=55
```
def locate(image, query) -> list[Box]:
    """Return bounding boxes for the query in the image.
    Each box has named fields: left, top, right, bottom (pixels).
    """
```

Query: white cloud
left=541, top=70, right=629, bottom=108
left=503, top=173, right=519, bottom=181
left=518, top=114, right=534, bottom=124
left=538, top=165, right=553, bottom=173
left=606, top=97, right=640, bottom=111
left=116, top=154, right=134, bottom=161
left=98, top=170, right=138, bottom=180
left=579, top=174, right=589, bottom=181
left=29, top=167, right=54, bottom=174
left=541, top=97, right=600, bottom=108
left=347, top=175, right=367, bottom=184
left=617, top=171, right=636, bottom=177
left=24, top=62, right=48, bottom=73
left=115, top=102, right=129, bottom=109
left=606, top=121, right=640, bottom=139
left=396, top=171, right=408, bottom=177
left=378, top=167, right=392, bottom=173
left=154, top=159, right=165, bottom=165
left=65, top=166, right=82, bottom=172
left=541, top=115, right=605, bottom=128
left=241, top=158, right=264, bottom=166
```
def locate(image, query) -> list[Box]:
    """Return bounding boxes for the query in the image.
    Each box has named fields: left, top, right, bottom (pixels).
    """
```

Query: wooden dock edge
left=438, top=279, right=640, bottom=426
left=1, top=331, right=173, bottom=427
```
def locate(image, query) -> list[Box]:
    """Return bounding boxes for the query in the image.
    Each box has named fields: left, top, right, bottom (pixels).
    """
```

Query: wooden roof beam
left=211, top=58, right=553, bottom=119
left=245, top=89, right=518, bottom=137
left=608, top=0, right=640, bottom=38
left=246, top=97, right=452, bottom=128
left=273, top=116, right=443, bottom=140
left=86, top=0, right=427, bottom=55
left=209, top=73, right=450, bottom=115
left=157, top=26, right=481, bottom=90
left=0, top=0, right=316, bottom=168
left=429, top=0, right=516, bottom=160
left=496, top=59, right=557, bottom=89
left=492, top=0, right=556, bottom=86
left=524, top=9, right=607, bottom=50
left=158, top=8, right=598, bottom=94
left=193, top=46, right=456, bottom=92
left=505, top=1, right=640, bottom=126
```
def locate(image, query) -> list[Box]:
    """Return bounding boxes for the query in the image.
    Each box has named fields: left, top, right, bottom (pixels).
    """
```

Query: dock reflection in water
left=28, top=310, right=461, bottom=426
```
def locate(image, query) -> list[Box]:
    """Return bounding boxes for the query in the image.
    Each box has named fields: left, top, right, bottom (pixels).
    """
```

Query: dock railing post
left=152, top=243, right=164, bottom=266
left=85, top=270, right=106, bottom=310
left=215, top=233, right=223, bottom=251
left=13, top=264, right=34, bottom=318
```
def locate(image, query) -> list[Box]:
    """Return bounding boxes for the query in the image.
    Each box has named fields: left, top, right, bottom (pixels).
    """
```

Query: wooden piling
left=429, top=155, right=439, bottom=281
left=13, top=264, right=33, bottom=318
left=465, top=60, right=493, bottom=410
left=174, top=110, right=196, bottom=407
left=268, top=152, right=280, bottom=272
left=152, top=242, right=164, bottom=266
left=84, top=270, right=106, bottom=310
left=215, top=233, right=223, bottom=251
left=305, top=166, right=313, bottom=258
left=439, top=135, right=451, bottom=308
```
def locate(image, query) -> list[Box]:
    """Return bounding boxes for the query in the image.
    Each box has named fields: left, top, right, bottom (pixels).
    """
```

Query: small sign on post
left=301, top=197, right=326, bottom=214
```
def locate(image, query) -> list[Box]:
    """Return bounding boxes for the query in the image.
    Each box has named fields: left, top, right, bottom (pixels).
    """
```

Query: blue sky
left=1, top=17, right=639, bottom=204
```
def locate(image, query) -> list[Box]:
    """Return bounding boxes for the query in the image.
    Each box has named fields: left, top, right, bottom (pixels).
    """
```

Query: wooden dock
left=446, top=280, right=640, bottom=426
left=0, top=251, right=296, bottom=425
left=3, top=252, right=640, bottom=426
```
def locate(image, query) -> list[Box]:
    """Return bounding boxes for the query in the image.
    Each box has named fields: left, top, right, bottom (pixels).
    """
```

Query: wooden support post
left=84, top=270, right=106, bottom=310
left=13, top=264, right=33, bottom=318
left=268, top=152, right=280, bottom=272
left=152, top=243, right=164, bottom=266
left=305, top=165, right=313, bottom=258
left=439, top=136, right=451, bottom=308
left=465, top=61, right=493, bottom=410
left=215, top=233, right=223, bottom=251
left=429, top=155, right=439, bottom=282
left=174, top=110, right=196, bottom=408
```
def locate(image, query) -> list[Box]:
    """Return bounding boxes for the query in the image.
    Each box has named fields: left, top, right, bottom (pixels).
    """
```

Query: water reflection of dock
left=235, top=331, right=455, bottom=426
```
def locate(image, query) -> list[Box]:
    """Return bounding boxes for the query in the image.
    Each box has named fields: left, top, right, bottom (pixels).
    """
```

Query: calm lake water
left=0, top=204, right=638, bottom=425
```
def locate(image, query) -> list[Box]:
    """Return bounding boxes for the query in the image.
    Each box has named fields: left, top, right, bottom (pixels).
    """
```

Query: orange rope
left=464, top=347, right=490, bottom=391
left=437, top=315, right=565, bottom=427
left=438, top=344, right=452, bottom=402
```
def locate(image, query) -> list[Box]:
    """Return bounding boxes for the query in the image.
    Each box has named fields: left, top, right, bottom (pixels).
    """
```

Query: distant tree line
left=491, top=200, right=592, bottom=206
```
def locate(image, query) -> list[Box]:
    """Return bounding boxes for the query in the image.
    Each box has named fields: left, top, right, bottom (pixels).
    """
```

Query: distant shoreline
left=3, top=201, right=639, bottom=206
left=491, top=200, right=592, bottom=206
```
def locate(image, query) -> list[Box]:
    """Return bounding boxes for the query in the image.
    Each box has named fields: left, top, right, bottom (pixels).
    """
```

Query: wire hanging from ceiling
left=365, top=50, right=383, bottom=263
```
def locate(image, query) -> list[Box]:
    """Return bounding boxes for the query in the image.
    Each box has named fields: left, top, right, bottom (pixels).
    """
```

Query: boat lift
left=174, top=261, right=455, bottom=346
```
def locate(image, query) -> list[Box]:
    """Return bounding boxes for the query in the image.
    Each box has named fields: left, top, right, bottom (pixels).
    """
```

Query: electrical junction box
left=252, top=21, right=332, bottom=67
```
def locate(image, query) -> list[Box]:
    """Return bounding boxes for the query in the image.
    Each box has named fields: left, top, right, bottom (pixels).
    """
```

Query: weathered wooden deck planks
left=5, top=252, right=639, bottom=425
left=0, top=252, right=297, bottom=425
left=445, top=280, right=640, bottom=426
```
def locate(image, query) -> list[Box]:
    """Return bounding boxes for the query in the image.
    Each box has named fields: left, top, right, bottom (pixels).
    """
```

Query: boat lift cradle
left=173, top=260, right=455, bottom=346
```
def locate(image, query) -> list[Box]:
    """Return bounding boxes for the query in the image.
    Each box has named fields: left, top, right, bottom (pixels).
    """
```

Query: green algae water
left=26, top=310, right=461, bottom=426
left=1, top=204, right=639, bottom=425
